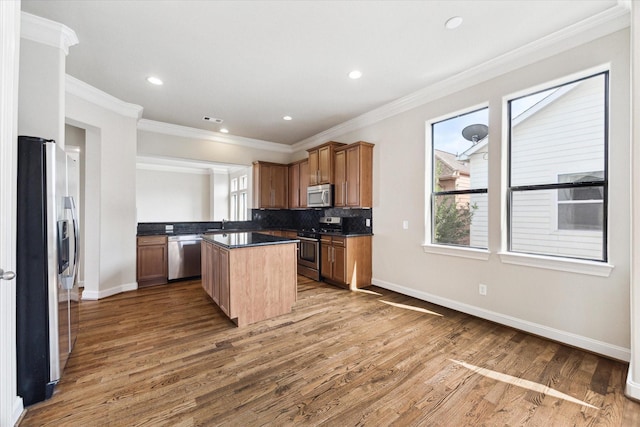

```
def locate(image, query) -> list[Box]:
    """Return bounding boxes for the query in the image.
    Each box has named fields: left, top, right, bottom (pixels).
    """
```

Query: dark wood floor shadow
left=19, top=276, right=640, bottom=426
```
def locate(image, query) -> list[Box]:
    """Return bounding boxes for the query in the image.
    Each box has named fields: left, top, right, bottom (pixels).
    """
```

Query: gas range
left=297, top=217, right=343, bottom=239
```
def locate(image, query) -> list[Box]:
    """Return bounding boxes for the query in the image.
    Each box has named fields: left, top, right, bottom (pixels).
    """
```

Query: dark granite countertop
left=201, top=232, right=299, bottom=249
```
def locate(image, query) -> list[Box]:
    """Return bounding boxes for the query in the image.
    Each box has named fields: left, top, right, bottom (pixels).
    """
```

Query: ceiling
left=21, top=0, right=622, bottom=146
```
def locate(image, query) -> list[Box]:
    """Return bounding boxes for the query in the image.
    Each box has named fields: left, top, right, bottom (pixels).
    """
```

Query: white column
left=0, top=2, right=23, bottom=425
left=627, top=0, right=640, bottom=401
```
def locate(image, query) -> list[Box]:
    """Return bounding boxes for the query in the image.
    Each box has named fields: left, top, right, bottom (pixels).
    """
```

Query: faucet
left=221, top=218, right=226, bottom=230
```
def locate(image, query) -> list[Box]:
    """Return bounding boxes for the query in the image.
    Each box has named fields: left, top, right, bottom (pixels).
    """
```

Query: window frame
left=423, top=104, right=491, bottom=259
left=506, top=71, right=609, bottom=263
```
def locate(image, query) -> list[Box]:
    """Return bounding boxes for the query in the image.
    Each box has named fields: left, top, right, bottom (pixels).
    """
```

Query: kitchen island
left=200, top=232, right=298, bottom=326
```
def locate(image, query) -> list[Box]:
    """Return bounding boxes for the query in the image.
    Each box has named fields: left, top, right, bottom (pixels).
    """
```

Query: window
left=230, top=174, right=248, bottom=221
left=508, top=72, right=608, bottom=261
left=557, top=171, right=604, bottom=231
left=430, top=107, right=488, bottom=248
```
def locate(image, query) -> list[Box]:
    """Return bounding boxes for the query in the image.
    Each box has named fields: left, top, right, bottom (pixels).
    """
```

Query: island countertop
left=201, top=232, right=299, bottom=249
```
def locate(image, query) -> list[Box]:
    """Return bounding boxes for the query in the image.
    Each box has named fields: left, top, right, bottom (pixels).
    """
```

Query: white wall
left=136, top=167, right=210, bottom=222
left=210, top=170, right=229, bottom=221
left=66, top=88, right=140, bottom=300
left=296, top=29, right=631, bottom=360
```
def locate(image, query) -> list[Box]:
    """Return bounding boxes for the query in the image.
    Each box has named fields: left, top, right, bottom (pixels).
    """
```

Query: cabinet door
left=211, top=244, right=220, bottom=304
left=308, top=149, right=319, bottom=185
left=271, top=164, right=288, bottom=208
left=334, top=149, right=346, bottom=207
left=318, top=145, right=332, bottom=184
left=201, top=242, right=211, bottom=297
left=288, top=162, right=300, bottom=208
left=258, top=164, right=273, bottom=208
left=332, top=244, right=346, bottom=284
left=299, top=160, right=309, bottom=207
left=218, top=248, right=230, bottom=316
left=345, top=145, right=361, bottom=207
left=137, top=244, right=167, bottom=281
left=320, top=242, right=333, bottom=280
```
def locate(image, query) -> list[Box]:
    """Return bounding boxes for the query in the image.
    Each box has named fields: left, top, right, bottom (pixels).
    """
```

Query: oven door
left=297, top=237, right=319, bottom=269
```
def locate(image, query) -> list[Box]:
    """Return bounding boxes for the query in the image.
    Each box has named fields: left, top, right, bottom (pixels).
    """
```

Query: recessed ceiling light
left=348, top=70, right=362, bottom=80
left=146, top=76, right=163, bottom=85
left=445, top=16, right=463, bottom=30
left=283, top=116, right=292, bottom=121
left=220, top=128, right=229, bottom=134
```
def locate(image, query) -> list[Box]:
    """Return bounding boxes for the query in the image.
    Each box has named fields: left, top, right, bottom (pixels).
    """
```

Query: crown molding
left=136, top=155, right=231, bottom=174
left=292, top=3, right=630, bottom=152
left=137, top=119, right=293, bottom=154
left=20, top=12, right=78, bottom=55
left=65, top=74, right=143, bottom=119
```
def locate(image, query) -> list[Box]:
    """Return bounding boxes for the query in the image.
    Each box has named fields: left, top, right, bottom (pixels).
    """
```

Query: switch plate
left=366, top=218, right=371, bottom=227
left=402, top=220, right=409, bottom=230
left=479, top=284, right=487, bottom=296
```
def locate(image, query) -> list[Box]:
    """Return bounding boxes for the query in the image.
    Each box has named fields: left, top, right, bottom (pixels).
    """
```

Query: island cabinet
left=201, top=233, right=298, bottom=326
left=136, top=235, right=168, bottom=287
left=288, top=159, right=309, bottom=208
left=307, top=141, right=346, bottom=185
left=201, top=239, right=229, bottom=314
left=253, top=161, right=288, bottom=209
left=334, top=141, right=374, bottom=208
left=320, top=235, right=372, bottom=289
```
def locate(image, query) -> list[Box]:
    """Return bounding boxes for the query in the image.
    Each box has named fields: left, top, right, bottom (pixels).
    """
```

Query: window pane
left=433, top=193, right=486, bottom=248
left=510, top=74, right=606, bottom=187
left=511, top=190, right=603, bottom=260
left=558, top=201, right=603, bottom=231
left=432, top=108, right=488, bottom=191
left=231, top=178, right=238, bottom=192
left=240, top=175, right=247, bottom=190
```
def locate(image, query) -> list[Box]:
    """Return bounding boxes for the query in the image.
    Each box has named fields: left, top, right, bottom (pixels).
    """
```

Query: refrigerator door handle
left=61, top=196, right=79, bottom=290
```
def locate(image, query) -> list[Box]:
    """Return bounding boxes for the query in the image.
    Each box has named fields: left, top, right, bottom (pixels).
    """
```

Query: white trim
left=627, top=370, right=640, bottom=401
left=422, top=244, right=490, bottom=261
left=1, top=2, right=23, bottom=425
left=20, top=12, right=78, bottom=56
left=136, top=155, right=243, bottom=175
left=291, top=4, right=629, bottom=150
left=138, top=119, right=293, bottom=154
left=499, top=251, right=614, bottom=277
left=66, top=75, right=143, bottom=119
left=372, top=277, right=630, bottom=361
left=81, top=282, right=138, bottom=301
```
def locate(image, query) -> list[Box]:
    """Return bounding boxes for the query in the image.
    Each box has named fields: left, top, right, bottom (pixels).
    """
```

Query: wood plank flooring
left=19, top=277, right=640, bottom=426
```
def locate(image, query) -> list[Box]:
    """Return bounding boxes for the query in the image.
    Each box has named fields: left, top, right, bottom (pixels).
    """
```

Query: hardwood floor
left=20, top=276, right=640, bottom=426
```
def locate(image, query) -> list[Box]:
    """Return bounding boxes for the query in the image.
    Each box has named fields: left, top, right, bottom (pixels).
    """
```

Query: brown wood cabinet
left=201, top=241, right=230, bottom=316
left=307, top=141, right=345, bottom=185
left=253, top=161, right=288, bottom=209
left=320, top=235, right=372, bottom=289
left=136, top=235, right=167, bottom=287
left=288, top=159, right=309, bottom=208
left=334, top=141, right=374, bottom=208
left=201, top=238, right=297, bottom=326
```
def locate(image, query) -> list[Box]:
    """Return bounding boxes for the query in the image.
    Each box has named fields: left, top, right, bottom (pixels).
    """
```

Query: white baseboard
left=626, top=369, right=640, bottom=401
left=371, top=277, right=631, bottom=362
left=81, top=282, right=138, bottom=300
left=12, top=396, right=24, bottom=426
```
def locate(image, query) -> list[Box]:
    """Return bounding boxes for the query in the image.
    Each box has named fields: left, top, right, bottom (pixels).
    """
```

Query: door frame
left=0, top=0, right=24, bottom=425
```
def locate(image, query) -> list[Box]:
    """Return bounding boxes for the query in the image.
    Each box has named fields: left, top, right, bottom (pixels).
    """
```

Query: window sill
left=498, top=251, right=614, bottom=277
left=422, top=244, right=490, bottom=261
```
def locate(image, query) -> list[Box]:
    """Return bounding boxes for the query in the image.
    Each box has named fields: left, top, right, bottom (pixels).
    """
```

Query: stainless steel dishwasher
left=167, top=234, right=202, bottom=280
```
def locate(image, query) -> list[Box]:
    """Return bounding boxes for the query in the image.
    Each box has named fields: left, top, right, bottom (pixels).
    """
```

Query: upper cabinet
left=288, top=159, right=309, bottom=209
left=334, top=141, right=374, bottom=208
left=253, top=161, right=288, bottom=209
left=307, top=141, right=346, bottom=185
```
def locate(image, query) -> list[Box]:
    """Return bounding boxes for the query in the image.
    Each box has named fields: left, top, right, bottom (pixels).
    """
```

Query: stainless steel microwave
left=307, top=184, right=333, bottom=208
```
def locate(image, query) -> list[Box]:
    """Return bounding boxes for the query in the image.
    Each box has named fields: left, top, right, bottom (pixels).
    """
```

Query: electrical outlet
left=402, top=220, right=409, bottom=230
left=366, top=218, right=371, bottom=227
left=479, top=284, right=487, bottom=296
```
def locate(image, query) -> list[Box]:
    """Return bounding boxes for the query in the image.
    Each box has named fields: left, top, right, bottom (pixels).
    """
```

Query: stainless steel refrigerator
left=16, top=136, right=80, bottom=406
